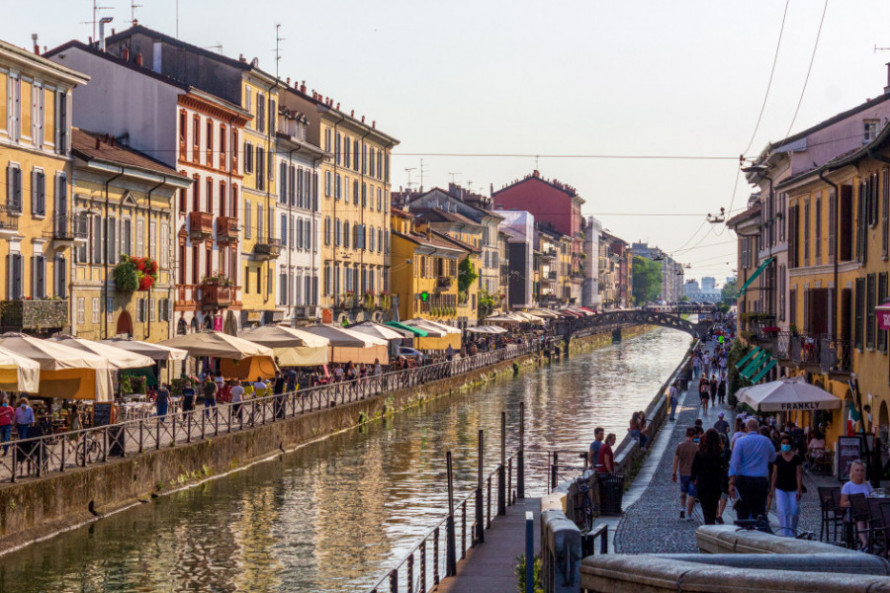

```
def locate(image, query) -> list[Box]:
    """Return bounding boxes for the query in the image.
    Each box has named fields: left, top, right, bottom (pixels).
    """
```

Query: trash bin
left=598, top=473, right=624, bottom=516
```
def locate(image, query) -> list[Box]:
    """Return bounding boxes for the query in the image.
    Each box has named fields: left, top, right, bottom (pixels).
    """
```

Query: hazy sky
left=5, top=1, right=890, bottom=284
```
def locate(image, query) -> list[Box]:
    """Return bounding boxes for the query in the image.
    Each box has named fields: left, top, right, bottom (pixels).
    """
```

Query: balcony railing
left=0, top=299, right=68, bottom=333
left=216, top=216, right=239, bottom=244
left=0, top=205, right=19, bottom=234
left=786, top=333, right=853, bottom=374
left=188, top=211, right=214, bottom=240
left=436, top=276, right=452, bottom=290
left=254, top=237, right=282, bottom=259
left=200, top=282, right=233, bottom=309
left=49, top=213, right=88, bottom=243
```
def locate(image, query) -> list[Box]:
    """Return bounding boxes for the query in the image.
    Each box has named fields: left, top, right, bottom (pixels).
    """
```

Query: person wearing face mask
left=769, top=434, right=803, bottom=537
left=0, top=394, right=13, bottom=456
left=13, top=397, right=34, bottom=441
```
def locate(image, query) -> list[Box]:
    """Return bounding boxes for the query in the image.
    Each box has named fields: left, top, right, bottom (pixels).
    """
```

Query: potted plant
left=114, top=255, right=159, bottom=293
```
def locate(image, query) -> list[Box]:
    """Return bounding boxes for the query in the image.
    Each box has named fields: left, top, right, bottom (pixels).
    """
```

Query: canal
left=0, top=327, right=690, bottom=593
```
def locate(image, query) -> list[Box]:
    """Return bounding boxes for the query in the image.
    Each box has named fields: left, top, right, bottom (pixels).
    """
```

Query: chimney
left=98, top=17, right=113, bottom=51
left=885, top=62, right=890, bottom=95
left=95, top=136, right=100, bottom=149
left=533, top=169, right=540, bottom=177
left=31, top=34, right=39, bottom=55
left=361, top=115, right=365, bottom=123
left=122, top=46, right=130, bottom=61
left=286, top=77, right=290, bottom=85
left=372, top=120, right=376, bottom=129
left=301, top=83, right=306, bottom=93
left=239, top=54, right=246, bottom=62
left=136, top=52, right=143, bottom=66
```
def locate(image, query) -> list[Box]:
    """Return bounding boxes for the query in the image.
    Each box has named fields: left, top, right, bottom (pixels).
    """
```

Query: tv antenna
left=203, top=44, right=223, bottom=54
left=130, top=0, right=142, bottom=25
left=419, top=158, right=427, bottom=190
left=274, top=24, right=285, bottom=80
left=83, top=0, right=114, bottom=43
left=405, top=167, right=417, bottom=189
left=874, top=44, right=890, bottom=53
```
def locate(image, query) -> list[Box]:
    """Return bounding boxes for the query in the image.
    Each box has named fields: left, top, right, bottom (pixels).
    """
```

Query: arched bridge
left=561, top=309, right=714, bottom=339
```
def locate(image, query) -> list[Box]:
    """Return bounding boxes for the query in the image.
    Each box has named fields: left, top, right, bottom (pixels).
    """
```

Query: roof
left=432, top=230, right=481, bottom=254
left=0, top=39, right=90, bottom=86
left=391, top=206, right=411, bottom=218
left=407, top=187, right=500, bottom=221
left=44, top=39, right=189, bottom=91
left=392, top=230, right=466, bottom=254
left=493, top=171, right=584, bottom=203
left=72, top=128, right=189, bottom=179
left=726, top=203, right=762, bottom=228
left=414, top=207, right=481, bottom=226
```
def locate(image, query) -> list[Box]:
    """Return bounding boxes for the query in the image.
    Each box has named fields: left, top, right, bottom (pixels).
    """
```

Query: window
left=353, top=139, right=359, bottom=170
left=880, top=273, right=888, bottom=353
left=883, top=169, right=890, bottom=258
left=107, top=217, right=117, bottom=265
left=179, top=245, right=186, bottom=284
left=192, top=246, right=199, bottom=285
left=828, top=190, right=836, bottom=260
left=814, top=198, right=821, bottom=262
left=369, top=226, right=375, bottom=252
left=178, top=110, right=188, bottom=155
left=256, top=147, right=265, bottom=191
left=279, top=162, right=288, bottom=203
left=377, top=151, right=383, bottom=180
left=91, top=215, right=103, bottom=263
left=55, top=254, right=66, bottom=299
left=324, top=127, right=332, bottom=151
left=244, top=142, right=253, bottom=173
left=192, top=174, right=200, bottom=211
left=257, top=93, right=265, bottom=134
left=335, top=174, right=341, bottom=200
left=219, top=181, right=226, bottom=216
left=335, top=133, right=341, bottom=165
left=281, top=213, right=288, bottom=247
left=137, top=298, right=146, bottom=323
left=206, top=120, right=213, bottom=165
left=91, top=297, right=100, bottom=323
left=257, top=204, right=263, bottom=240
left=6, top=253, right=22, bottom=299
left=31, top=255, right=45, bottom=298
left=232, top=130, right=239, bottom=171
left=257, top=266, right=262, bottom=293
left=245, top=87, right=252, bottom=116
left=855, top=277, right=866, bottom=350
left=803, top=199, right=810, bottom=267
left=870, top=172, right=880, bottom=228
left=136, top=217, right=144, bottom=258
left=359, top=181, right=364, bottom=207
left=344, top=176, right=350, bottom=203
left=280, top=272, right=288, bottom=305
left=324, top=216, right=331, bottom=245
left=268, top=99, right=276, bottom=135
left=149, top=220, right=157, bottom=260
left=385, top=154, right=390, bottom=183
left=192, top=115, right=200, bottom=162
left=377, top=188, right=382, bottom=211
left=205, top=178, right=213, bottom=212
left=865, top=119, right=879, bottom=144
left=325, top=171, right=332, bottom=197
left=868, top=273, right=877, bottom=350
left=324, top=262, right=331, bottom=296
left=343, top=221, right=350, bottom=248
left=219, top=124, right=226, bottom=169
left=6, top=164, right=22, bottom=213
left=31, top=169, right=45, bottom=216
left=55, top=89, right=67, bottom=154
left=76, top=297, right=85, bottom=324
left=335, top=217, right=341, bottom=246
left=378, top=228, right=383, bottom=253
left=245, top=200, right=252, bottom=239
left=244, top=266, right=250, bottom=294
left=122, top=219, right=132, bottom=256
left=344, top=136, right=350, bottom=166
left=369, top=148, right=376, bottom=177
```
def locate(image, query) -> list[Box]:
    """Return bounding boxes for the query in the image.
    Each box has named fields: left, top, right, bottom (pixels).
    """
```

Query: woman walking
left=698, top=375, right=710, bottom=414
left=691, top=428, right=727, bottom=525
left=769, top=434, right=803, bottom=537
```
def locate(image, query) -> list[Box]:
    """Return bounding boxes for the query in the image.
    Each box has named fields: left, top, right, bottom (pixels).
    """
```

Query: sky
left=4, top=0, right=890, bottom=286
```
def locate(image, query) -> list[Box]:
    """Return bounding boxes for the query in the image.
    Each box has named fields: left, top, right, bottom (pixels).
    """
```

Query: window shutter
left=37, top=172, right=45, bottom=216
left=37, top=256, right=45, bottom=298
left=13, top=254, right=22, bottom=299
left=30, top=170, right=36, bottom=215
left=57, top=255, right=66, bottom=299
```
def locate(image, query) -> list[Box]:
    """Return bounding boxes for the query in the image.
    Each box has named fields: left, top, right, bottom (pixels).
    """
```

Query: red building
left=493, top=170, right=586, bottom=301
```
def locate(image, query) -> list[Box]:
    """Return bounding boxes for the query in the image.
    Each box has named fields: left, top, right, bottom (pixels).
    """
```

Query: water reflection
left=0, top=328, right=689, bottom=593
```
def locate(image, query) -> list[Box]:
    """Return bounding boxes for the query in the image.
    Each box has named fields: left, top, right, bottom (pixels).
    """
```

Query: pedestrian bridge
left=567, top=309, right=712, bottom=339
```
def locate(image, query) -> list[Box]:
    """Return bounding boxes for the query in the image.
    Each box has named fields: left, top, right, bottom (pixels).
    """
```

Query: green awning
left=750, top=359, right=778, bottom=383
left=735, top=347, right=762, bottom=369
left=740, top=350, right=770, bottom=379
left=737, top=257, right=775, bottom=298
left=385, top=321, right=428, bottom=337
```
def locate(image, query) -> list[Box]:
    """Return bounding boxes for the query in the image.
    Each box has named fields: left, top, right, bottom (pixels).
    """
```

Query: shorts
left=680, top=475, right=696, bottom=497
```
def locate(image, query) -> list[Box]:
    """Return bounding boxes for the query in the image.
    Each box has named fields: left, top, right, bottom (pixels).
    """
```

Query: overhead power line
left=784, top=0, right=830, bottom=138
left=396, top=152, right=739, bottom=160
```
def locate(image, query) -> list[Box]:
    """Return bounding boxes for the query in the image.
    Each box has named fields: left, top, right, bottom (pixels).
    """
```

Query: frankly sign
left=779, top=402, right=823, bottom=411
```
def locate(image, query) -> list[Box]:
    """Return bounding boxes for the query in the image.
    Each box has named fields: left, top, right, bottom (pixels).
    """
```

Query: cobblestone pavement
left=615, top=352, right=840, bottom=553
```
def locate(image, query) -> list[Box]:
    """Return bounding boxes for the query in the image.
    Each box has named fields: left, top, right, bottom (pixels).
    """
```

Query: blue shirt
left=728, top=432, right=776, bottom=478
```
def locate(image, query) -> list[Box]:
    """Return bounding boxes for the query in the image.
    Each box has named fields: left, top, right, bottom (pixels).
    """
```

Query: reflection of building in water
left=231, top=486, right=284, bottom=592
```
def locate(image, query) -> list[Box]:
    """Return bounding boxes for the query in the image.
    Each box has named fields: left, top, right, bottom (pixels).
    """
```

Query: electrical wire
left=742, top=0, right=791, bottom=156
left=667, top=219, right=708, bottom=254
left=784, top=0, right=830, bottom=139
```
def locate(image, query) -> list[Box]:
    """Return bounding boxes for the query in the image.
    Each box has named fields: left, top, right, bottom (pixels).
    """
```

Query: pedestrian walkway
left=437, top=497, right=540, bottom=593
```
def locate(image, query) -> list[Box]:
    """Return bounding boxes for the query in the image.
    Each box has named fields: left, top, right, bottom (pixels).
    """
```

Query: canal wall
left=0, top=327, right=642, bottom=556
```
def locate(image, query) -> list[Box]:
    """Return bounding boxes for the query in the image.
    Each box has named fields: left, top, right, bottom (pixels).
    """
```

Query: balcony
left=436, top=276, right=452, bottom=290
left=786, top=334, right=853, bottom=375
left=0, top=299, right=68, bottom=333
left=0, top=205, right=19, bottom=237
left=47, top=213, right=88, bottom=245
left=216, top=216, right=240, bottom=244
left=199, top=281, right=233, bottom=309
left=254, top=237, right=282, bottom=260
left=188, top=211, right=214, bottom=241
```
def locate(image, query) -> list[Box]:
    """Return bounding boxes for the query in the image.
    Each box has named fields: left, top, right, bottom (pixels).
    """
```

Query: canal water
left=0, top=327, right=690, bottom=593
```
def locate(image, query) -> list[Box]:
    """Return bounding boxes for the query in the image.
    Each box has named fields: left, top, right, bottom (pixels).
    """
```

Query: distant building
left=496, top=210, right=535, bottom=309
left=583, top=216, right=602, bottom=309
left=632, top=242, right=684, bottom=303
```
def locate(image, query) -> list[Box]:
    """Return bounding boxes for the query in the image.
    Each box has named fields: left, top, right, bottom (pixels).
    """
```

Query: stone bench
left=696, top=524, right=857, bottom=555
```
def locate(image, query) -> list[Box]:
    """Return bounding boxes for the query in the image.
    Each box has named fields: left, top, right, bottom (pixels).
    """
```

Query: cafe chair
left=868, top=497, right=888, bottom=555
left=848, top=493, right=872, bottom=550
left=818, top=486, right=844, bottom=542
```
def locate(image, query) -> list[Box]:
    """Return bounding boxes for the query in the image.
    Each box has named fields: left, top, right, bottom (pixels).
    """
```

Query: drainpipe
left=330, top=112, right=345, bottom=309
left=819, top=168, right=841, bottom=343
left=144, top=175, right=167, bottom=341
left=358, top=129, right=371, bottom=303
left=311, top=153, right=324, bottom=318
left=103, top=170, right=124, bottom=339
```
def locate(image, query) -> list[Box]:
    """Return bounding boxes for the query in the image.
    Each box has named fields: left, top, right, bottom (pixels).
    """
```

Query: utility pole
left=83, top=0, right=113, bottom=44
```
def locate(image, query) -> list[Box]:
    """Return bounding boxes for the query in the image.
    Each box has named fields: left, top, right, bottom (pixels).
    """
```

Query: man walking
left=673, top=427, right=699, bottom=520
left=668, top=381, right=679, bottom=421
left=714, top=412, right=729, bottom=436
left=728, top=418, right=776, bottom=522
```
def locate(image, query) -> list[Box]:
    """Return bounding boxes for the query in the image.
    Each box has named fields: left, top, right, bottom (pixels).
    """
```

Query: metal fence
left=0, top=339, right=550, bottom=484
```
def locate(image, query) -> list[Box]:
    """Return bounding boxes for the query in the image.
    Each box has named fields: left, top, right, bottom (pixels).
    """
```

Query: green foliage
left=514, top=554, right=544, bottom=593
left=113, top=258, right=139, bottom=292
left=680, top=295, right=690, bottom=302
left=721, top=278, right=738, bottom=305
left=478, top=288, right=499, bottom=318
left=458, top=258, right=478, bottom=294
left=632, top=256, right=662, bottom=304
left=727, top=339, right=750, bottom=406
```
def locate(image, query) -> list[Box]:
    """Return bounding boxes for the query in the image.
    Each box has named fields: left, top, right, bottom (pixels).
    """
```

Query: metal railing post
left=475, top=429, right=484, bottom=544
left=518, top=402, right=525, bottom=498
left=445, top=451, right=457, bottom=577
left=525, top=511, right=534, bottom=593
left=551, top=451, right=559, bottom=491
left=498, top=411, right=506, bottom=516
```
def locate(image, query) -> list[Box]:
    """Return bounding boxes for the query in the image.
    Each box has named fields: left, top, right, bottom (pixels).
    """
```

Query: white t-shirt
left=230, top=385, right=244, bottom=403
left=842, top=480, right=874, bottom=497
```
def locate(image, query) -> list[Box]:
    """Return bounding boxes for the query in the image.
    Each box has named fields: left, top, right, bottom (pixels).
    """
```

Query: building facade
left=0, top=40, right=89, bottom=335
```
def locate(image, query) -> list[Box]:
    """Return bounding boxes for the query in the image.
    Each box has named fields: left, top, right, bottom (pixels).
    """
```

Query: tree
left=458, top=257, right=478, bottom=294
left=721, top=278, right=738, bottom=305
left=632, top=256, right=662, bottom=304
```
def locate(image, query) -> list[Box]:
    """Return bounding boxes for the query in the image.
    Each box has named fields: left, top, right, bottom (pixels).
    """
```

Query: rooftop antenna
left=405, top=167, right=416, bottom=189
left=419, top=158, right=427, bottom=190
left=274, top=24, right=285, bottom=80
left=83, top=0, right=113, bottom=45
left=175, top=0, right=179, bottom=38
left=130, top=0, right=142, bottom=25
left=448, top=172, right=461, bottom=184
left=203, top=43, right=223, bottom=54
left=875, top=44, right=890, bottom=53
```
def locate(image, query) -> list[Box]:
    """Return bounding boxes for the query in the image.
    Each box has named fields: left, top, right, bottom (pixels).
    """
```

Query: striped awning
left=737, top=257, right=775, bottom=298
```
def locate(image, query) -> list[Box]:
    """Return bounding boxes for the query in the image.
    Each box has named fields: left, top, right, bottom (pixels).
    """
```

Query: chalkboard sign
left=837, top=436, right=863, bottom=481
left=92, top=402, right=116, bottom=427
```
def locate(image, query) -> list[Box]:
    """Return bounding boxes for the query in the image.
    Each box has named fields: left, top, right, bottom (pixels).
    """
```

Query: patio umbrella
left=405, top=318, right=461, bottom=334
left=0, top=344, right=40, bottom=392
left=239, top=325, right=330, bottom=367
left=404, top=319, right=461, bottom=350
left=303, top=325, right=390, bottom=364
left=48, top=335, right=155, bottom=370
left=736, top=376, right=842, bottom=412
left=159, top=330, right=273, bottom=360
left=101, top=337, right=188, bottom=362
left=485, top=314, right=521, bottom=323
left=0, top=333, right=113, bottom=401
left=349, top=321, right=408, bottom=341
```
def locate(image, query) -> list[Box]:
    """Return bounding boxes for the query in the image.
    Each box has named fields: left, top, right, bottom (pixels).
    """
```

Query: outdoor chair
left=818, top=486, right=844, bottom=542
left=848, top=493, right=871, bottom=549
left=868, top=497, right=887, bottom=555
left=878, top=502, right=890, bottom=558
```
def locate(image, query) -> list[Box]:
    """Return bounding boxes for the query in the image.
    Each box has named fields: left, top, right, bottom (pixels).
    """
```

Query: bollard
left=541, top=509, right=582, bottom=593
left=551, top=452, right=559, bottom=491
left=525, top=511, right=534, bottom=593
left=518, top=402, right=525, bottom=499
left=476, top=430, right=485, bottom=544
left=498, top=412, right=506, bottom=516
left=446, top=451, right=457, bottom=577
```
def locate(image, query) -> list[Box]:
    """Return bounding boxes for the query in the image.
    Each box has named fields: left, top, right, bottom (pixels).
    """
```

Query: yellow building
left=0, top=40, right=89, bottom=334
left=777, top=125, right=890, bottom=447
left=280, top=86, right=399, bottom=320
left=70, top=129, right=190, bottom=341
left=390, top=208, right=464, bottom=323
